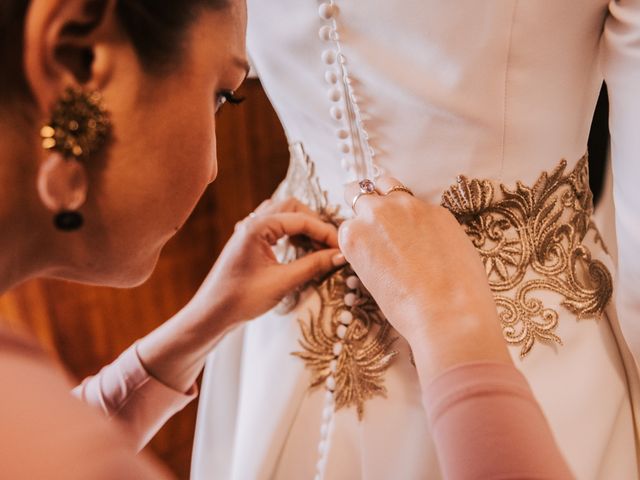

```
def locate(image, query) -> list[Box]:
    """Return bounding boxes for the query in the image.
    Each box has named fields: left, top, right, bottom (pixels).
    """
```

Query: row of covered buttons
left=317, top=2, right=357, bottom=177
left=325, top=274, right=360, bottom=391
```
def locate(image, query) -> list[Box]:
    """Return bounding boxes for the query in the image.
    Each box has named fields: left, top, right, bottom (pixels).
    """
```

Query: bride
left=193, top=1, right=640, bottom=479
left=0, top=0, right=613, bottom=477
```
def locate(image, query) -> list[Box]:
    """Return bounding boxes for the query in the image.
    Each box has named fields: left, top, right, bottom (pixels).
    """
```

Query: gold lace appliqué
left=276, top=144, right=398, bottom=418
left=441, top=155, right=612, bottom=357
left=283, top=146, right=612, bottom=418
left=292, top=268, right=398, bottom=420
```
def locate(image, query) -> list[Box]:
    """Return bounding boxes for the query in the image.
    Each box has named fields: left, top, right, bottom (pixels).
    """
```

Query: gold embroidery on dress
left=281, top=146, right=612, bottom=417
left=276, top=144, right=398, bottom=418
left=441, top=155, right=613, bottom=357
left=271, top=143, right=341, bottom=313
left=292, top=267, right=398, bottom=420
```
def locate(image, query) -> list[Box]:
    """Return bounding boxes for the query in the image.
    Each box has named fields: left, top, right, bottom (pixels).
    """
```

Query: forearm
left=408, top=312, right=572, bottom=478
left=136, top=300, right=237, bottom=393
left=422, top=361, right=573, bottom=479
left=407, top=307, right=513, bottom=386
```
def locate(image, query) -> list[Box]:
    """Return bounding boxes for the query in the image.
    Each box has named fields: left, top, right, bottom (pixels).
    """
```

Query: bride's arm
left=340, top=177, right=573, bottom=479
left=73, top=198, right=345, bottom=451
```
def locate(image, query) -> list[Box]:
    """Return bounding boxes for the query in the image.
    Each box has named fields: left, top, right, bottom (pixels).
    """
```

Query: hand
left=339, top=177, right=511, bottom=382
left=188, top=197, right=345, bottom=327
left=137, top=197, right=345, bottom=392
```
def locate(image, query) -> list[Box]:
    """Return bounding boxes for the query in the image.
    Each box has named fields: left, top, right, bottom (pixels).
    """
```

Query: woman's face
left=46, top=3, right=249, bottom=287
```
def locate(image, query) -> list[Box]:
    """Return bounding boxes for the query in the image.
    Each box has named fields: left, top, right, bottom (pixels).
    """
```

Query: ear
left=36, top=152, right=88, bottom=213
left=23, top=0, right=117, bottom=115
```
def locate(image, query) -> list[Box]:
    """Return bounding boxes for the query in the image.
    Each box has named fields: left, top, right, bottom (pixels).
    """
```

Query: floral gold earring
left=38, top=87, right=111, bottom=231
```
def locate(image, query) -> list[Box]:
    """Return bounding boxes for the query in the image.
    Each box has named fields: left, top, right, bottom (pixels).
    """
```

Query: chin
left=57, top=245, right=164, bottom=289
left=112, top=248, right=163, bottom=288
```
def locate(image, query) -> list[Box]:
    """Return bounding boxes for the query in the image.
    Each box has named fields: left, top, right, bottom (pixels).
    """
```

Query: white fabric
left=192, top=2, right=640, bottom=479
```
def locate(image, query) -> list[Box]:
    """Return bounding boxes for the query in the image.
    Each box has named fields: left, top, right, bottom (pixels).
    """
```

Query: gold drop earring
left=38, top=87, right=111, bottom=231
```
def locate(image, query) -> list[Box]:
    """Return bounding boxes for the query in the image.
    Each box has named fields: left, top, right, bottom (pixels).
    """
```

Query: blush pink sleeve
left=71, top=343, right=198, bottom=452
left=423, top=362, right=574, bottom=480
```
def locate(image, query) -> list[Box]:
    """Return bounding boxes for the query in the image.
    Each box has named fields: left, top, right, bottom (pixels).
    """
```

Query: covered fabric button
left=330, top=106, right=343, bottom=120
left=338, top=310, right=353, bottom=325
left=329, top=359, right=338, bottom=372
left=321, top=49, right=337, bottom=65
left=346, top=275, right=360, bottom=290
left=339, top=142, right=350, bottom=154
left=325, top=70, right=338, bottom=84
left=344, top=292, right=357, bottom=306
left=319, top=25, right=335, bottom=41
left=328, top=87, right=342, bottom=102
left=325, top=375, right=336, bottom=390
left=318, top=2, right=337, bottom=20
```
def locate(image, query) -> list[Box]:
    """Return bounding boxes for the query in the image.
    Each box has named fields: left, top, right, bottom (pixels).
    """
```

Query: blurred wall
left=0, top=79, right=289, bottom=479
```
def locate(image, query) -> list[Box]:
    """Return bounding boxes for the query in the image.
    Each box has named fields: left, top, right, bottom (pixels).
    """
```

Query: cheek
left=163, top=109, right=217, bottom=218
left=103, top=95, right=217, bottom=242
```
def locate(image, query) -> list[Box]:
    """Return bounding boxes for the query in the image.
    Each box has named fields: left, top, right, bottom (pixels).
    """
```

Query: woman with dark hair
left=0, top=0, right=347, bottom=477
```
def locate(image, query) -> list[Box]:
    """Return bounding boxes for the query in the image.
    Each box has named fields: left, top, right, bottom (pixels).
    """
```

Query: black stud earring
left=39, top=87, right=111, bottom=232
left=54, top=211, right=84, bottom=231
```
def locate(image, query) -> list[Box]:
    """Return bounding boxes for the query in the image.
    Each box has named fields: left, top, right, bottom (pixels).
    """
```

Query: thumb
left=278, top=248, right=346, bottom=290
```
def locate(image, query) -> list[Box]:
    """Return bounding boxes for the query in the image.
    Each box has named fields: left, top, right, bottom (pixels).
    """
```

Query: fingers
left=279, top=248, right=346, bottom=290
left=375, top=176, right=411, bottom=196
left=337, top=219, right=356, bottom=260
left=254, top=197, right=316, bottom=217
left=251, top=212, right=339, bottom=248
left=236, top=198, right=319, bottom=232
left=344, top=181, right=383, bottom=215
left=344, top=176, right=413, bottom=215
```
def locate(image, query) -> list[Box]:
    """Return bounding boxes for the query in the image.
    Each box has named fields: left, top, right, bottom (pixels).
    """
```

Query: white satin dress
left=192, top=1, right=640, bottom=479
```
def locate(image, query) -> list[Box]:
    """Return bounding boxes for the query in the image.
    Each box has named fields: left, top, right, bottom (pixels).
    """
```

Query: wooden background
left=0, top=79, right=289, bottom=479
left=0, top=78, right=609, bottom=479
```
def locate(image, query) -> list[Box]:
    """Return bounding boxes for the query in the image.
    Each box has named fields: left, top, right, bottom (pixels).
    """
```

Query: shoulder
left=0, top=327, right=171, bottom=479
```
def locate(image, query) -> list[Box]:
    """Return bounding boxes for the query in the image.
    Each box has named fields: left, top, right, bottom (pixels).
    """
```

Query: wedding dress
left=192, top=1, right=640, bottom=478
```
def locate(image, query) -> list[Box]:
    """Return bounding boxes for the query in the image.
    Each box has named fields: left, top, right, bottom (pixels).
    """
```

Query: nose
left=208, top=166, right=218, bottom=185
left=208, top=143, right=218, bottom=185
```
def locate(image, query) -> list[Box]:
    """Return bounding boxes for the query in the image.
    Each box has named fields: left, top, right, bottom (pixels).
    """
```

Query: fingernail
left=332, top=253, right=347, bottom=266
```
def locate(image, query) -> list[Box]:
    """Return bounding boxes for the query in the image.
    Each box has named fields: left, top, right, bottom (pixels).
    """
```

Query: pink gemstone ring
left=351, top=179, right=378, bottom=213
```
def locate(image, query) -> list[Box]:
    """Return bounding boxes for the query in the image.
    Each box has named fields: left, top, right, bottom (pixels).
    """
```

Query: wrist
left=182, top=292, right=241, bottom=334
left=405, top=310, right=512, bottom=385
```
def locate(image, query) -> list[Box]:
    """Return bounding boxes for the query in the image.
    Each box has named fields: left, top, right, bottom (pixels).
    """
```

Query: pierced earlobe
left=38, top=87, right=111, bottom=232
left=37, top=152, right=88, bottom=231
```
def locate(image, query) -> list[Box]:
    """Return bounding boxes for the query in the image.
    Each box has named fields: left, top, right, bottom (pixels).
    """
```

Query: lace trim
left=292, top=267, right=398, bottom=420
left=281, top=146, right=612, bottom=417
left=441, top=155, right=612, bottom=357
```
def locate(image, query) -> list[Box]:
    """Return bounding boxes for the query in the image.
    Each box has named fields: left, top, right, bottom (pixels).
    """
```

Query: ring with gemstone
left=351, top=179, right=378, bottom=213
left=382, top=184, right=414, bottom=197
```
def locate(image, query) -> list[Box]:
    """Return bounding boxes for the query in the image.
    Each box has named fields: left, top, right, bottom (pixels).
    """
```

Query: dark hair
left=0, top=0, right=228, bottom=106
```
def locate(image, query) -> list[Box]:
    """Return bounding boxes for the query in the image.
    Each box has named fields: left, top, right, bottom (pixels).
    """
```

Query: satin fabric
left=193, top=2, right=640, bottom=478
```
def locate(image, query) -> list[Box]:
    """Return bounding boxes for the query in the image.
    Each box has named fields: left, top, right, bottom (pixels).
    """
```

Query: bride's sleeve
left=601, top=0, right=640, bottom=359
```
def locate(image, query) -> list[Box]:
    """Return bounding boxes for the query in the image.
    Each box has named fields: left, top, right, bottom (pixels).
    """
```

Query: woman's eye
left=215, top=90, right=246, bottom=112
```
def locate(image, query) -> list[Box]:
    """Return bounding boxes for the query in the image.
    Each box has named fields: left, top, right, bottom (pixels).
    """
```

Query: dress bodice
left=247, top=0, right=608, bottom=206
